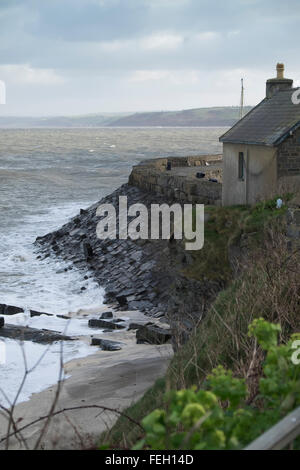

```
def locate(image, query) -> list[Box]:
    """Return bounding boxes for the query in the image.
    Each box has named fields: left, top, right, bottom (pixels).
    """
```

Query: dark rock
left=83, top=241, right=93, bottom=261
left=30, top=309, right=52, bottom=318
left=128, top=321, right=153, bottom=330
left=91, top=338, right=122, bottom=351
left=88, top=318, right=125, bottom=330
left=0, top=324, right=73, bottom=344
left=105, top=290, right=117, bottom=302
left=34, top=182, right=224, bottom=350
left=116, top=295, right=128, bottom=307
left=0, top=304, right=24, bottom=315
left=29, top=310, right=69, bottom=320
left=0, top=317, right=4, bottom=328
left=100, top=311, right=113, bottom=319
left=118, top=289, right=135, bottom=297
left=130, top=251, right=143, bottom=262
left=136, top=324, right=171, bottom=345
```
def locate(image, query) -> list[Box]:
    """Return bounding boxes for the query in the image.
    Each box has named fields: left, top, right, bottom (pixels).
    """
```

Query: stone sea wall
left=128, top=154, right=223, bottom=205
left=33, top=155, right=225, bottom=347
left=35, top=182, right=223, bottom=347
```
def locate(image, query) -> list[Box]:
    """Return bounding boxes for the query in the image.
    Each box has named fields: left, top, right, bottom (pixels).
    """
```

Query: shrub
left=135, top=319, right=300, bottom=450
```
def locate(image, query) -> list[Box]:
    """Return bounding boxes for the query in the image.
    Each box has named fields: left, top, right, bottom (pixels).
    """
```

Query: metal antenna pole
left=239, top=78, right=244, bottom=120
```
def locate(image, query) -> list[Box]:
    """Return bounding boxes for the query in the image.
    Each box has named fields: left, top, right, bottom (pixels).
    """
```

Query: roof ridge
left=219, top=88, right=300, bottom=146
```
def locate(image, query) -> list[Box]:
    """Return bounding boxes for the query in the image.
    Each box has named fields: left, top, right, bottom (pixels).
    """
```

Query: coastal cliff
left=26, top=158, right=300, bottom=449
left=34, top=155, right=226, bottom=347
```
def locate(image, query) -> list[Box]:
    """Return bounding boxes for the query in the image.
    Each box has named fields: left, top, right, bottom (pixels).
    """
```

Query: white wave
left=0, top=201, right=104, bottom=314
left=0, top=338, right=96, bottom=407
left=2, top=310, right=108, bottom=337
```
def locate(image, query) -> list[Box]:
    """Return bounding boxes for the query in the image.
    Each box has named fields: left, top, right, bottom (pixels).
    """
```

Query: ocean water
left=0, top=127, right=224, bottom=314
left=0, top=127, right=224, bottom=405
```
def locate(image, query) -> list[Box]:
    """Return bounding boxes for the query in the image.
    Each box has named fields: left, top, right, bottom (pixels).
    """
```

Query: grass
left=183, top=196, right=290, bottom=282
left=99, top=195, right=299, bottom=449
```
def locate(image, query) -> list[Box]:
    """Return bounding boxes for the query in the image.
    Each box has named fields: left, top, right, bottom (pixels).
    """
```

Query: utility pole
left=239, top=78, right=244, bottom=120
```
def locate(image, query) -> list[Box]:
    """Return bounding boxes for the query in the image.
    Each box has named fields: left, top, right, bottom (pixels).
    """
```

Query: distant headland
left=0, top=106, right=252, bottom=128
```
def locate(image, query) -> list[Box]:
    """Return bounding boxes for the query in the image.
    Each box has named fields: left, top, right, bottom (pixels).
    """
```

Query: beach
left=0, top=309, right=173, bottom=450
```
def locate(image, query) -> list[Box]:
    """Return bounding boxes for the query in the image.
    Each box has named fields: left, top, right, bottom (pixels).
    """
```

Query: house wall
left=222, top=143, right=277, bottom=206
left=277, top=126, right=300, bottom=178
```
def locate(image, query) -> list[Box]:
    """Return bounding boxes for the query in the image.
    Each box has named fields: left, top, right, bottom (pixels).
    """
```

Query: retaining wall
left=128, top=155, right=223, bottom=205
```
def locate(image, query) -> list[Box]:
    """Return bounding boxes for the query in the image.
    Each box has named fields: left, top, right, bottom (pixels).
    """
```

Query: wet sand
left=0, top=309, right=173, bottom=450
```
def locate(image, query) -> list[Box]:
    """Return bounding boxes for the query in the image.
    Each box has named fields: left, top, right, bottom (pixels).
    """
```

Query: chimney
left=266, top=63, right=293, bottom=98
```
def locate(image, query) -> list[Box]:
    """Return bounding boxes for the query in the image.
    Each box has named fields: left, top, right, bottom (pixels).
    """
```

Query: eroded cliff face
left=35, top=182, right=224, bottom=349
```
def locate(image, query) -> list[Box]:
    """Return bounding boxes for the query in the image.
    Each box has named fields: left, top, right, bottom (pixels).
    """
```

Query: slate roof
left=219, top=88, right=300, bottom=146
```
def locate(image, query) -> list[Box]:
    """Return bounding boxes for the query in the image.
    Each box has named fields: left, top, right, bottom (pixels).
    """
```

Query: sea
left=0, top=127, right=225, bottom=405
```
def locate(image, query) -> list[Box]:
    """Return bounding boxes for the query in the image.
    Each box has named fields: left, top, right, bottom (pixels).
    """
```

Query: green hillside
left=109, top=106, right=253, bottom=127
left=0, top=107, right=252, bottom=128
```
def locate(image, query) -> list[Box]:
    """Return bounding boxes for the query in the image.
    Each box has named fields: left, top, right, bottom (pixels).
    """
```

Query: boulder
left=0, top=304, right=24, bottom=315
left=30, top=310, right=69, bottom=320
left=104, top=290, right=117, bottom=303
left=136, top=324, right=172, bottom=345
left=88, top=318, right=125, bottom=330
left=100, top=311, right=113, bottom=319
left=82, top=241, right=93, bottom=260
left=91, top=338, right=122, bottom=351
left=128, top=322, right=154, bottom=330
left=0, top=305, right=70, bottom=319
left=116, top=295, right=128, bottom=307
left=0, top=324, right=73, bottom=344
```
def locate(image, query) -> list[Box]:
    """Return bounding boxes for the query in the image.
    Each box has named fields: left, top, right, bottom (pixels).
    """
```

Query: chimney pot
left=266, top=63, right=293, bottom=98
left=277, top=63, right=284, bottom=79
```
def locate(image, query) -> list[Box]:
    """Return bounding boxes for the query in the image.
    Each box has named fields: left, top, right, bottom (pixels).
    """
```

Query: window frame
left=238, top=152, right=245, bottom=180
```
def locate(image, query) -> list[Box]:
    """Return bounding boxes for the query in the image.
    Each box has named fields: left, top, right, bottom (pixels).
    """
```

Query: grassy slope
left=100, top=197, right=299, bottom=448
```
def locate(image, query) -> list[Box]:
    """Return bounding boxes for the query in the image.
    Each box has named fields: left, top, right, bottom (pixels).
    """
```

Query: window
left=238, top=152, right=244, bottom=180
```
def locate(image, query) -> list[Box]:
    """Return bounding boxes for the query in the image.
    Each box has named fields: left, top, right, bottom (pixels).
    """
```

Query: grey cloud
left=0, top=0, right=299, bottom=114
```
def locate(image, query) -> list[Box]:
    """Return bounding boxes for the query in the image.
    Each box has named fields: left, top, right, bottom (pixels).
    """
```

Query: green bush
left=134, top=319, right=300, bottom=450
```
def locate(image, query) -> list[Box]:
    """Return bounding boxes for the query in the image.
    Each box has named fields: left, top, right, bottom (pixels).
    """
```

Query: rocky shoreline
left=34, top=179, right=224, bottom=347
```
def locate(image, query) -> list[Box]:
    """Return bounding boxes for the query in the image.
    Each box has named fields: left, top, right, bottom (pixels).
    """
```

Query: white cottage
left=220, top=64, right=300, bottom=206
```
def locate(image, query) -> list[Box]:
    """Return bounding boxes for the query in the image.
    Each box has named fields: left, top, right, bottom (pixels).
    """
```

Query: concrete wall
left=135, top=154, right=222, bottom=170
left=222, top=143, right=277, bottom=206
left=129, top=155, right=222, bottom=205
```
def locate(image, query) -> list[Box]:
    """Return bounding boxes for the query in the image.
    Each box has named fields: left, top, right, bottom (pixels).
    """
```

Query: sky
left=0, top=0, right=299, bottom=116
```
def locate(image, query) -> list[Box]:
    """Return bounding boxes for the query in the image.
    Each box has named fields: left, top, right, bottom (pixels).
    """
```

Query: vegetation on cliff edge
left=99, top=196, right=299, bottom=449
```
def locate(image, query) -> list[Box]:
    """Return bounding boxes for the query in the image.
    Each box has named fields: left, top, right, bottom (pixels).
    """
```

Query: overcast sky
left=0, top=0, right=299, bottom=116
